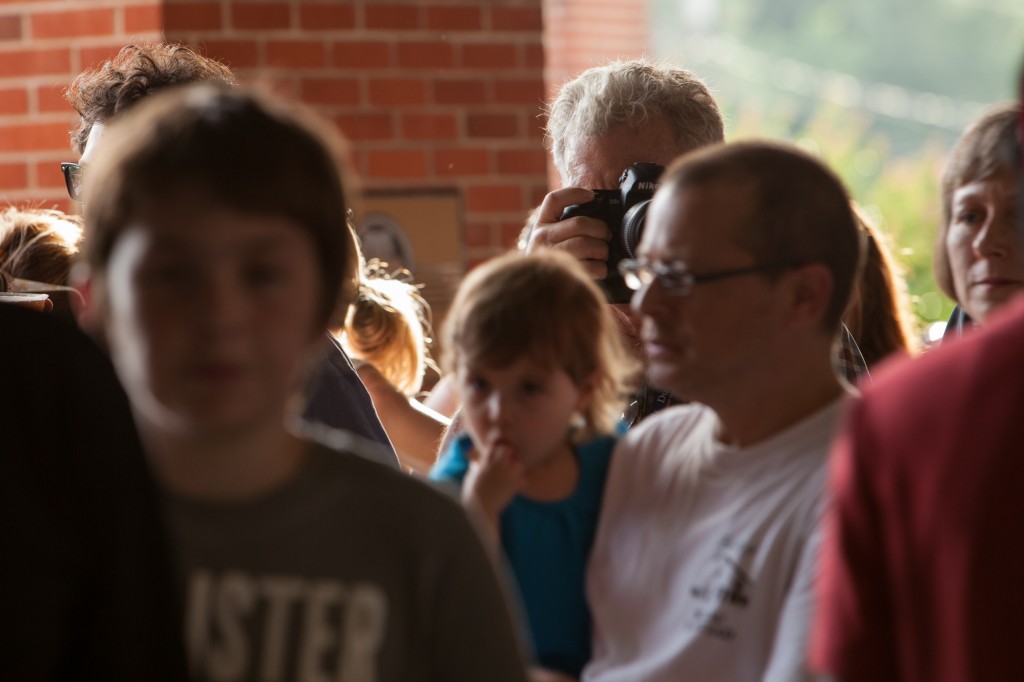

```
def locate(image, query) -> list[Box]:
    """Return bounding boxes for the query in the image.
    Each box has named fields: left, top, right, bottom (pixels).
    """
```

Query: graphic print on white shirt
left=687, top=533, right=757, bottom=641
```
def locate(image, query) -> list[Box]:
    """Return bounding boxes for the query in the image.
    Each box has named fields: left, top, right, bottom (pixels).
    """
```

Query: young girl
left=430, top=249, right=637, bottom=678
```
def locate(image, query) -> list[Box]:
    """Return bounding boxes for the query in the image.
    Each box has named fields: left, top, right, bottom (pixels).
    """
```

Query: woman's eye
left=957, top=208, right=985, bottom=225
left=467, top=377, right=489, bottom=392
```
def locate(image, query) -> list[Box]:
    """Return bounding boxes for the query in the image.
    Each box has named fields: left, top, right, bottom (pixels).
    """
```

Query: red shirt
left=810, top=297, right=1024, bottom=682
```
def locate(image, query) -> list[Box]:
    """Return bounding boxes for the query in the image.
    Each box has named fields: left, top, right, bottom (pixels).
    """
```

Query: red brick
left=433, top=79, right=487, bottom=105
left=464, top=256, right=491, bottom=270
left=57, top=196, right=74, bottom=213
left=467, top=113, right=519, bottom=138
left=397, top=41, right=454, bottom=69
left=299, top=3, right=355, bottom=30
left=0, top=14, right=20, bottom=40
left=368, top=78, right=426, bottom=106
left=500, top=220, right=529, bottom=247
left=466, top=184, right=523, bottom=211
left=364, top=5, right=419, bottom=30
left=335, top=113, right=394, bottom=141
left=435, top=149, right=489, bottom=176
left=0, top=122, right=70, bottom=153
left=164, top=2, right=222, bottom=31
left=300, top=77, right=360, bottom=106
left=348, top=148, right=368, bottom=174
left=497, top=149, right=546, bottom=175
left=79, top=45, right=126, bottom=70
left=461, top=43, right=518, bottom=69
left=266, top=41, right=327, bottom=69
left=261, top=77, right=298, bottom=101
left=0, top=162, right=28, bottom=190
left=0, top=48, right=70, bottom=77
left=492, top=6, right=542, bottom=31
left=0, top=87, right=28, bottom=115
left=34, top=159, right=65, bottom=189
left=524, top=42, right=544, bottom=69
left=332, top=41, right=391, bottom=69
left=232, top=2, right=290, bottom=30
left=31, top=8, right=113, bottom=39
left=202, top=40, right=260, bottom=69
left=401, top=113, right=457, bottom=140
left=36, top=84, right=67, bottom=113
left=124, top=4, right=162, bottom=33
left=465, top=222, right=494, bottom=248
left=494, top=78, right=545, bottom=105
left=425, top=6, right=481, bottom=31
left=526, top=118, right=546, bottom=139
left=367, top=149, right=428, bottom=179
left=528, top=183, right=549, bottom=208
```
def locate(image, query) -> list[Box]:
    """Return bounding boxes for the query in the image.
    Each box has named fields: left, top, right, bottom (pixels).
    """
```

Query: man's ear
left=786, top=263, right=833, bottom=327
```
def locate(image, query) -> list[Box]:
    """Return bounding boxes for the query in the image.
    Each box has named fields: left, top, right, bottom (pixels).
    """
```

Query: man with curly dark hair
left=65, top=43, right=237, bottom=161
left=62, top=43, right=399, bottom=466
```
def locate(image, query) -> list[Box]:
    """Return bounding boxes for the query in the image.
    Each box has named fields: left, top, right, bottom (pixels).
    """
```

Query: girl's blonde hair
left=341, top=261, right=435, bottom=397
left=442, top=250, right=638, bottom=440
left=0, top=207, right=83, bottom=318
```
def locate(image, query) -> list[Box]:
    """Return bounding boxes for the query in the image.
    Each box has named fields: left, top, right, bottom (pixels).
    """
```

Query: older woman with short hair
left=936, top=102, right=1022, bottom=336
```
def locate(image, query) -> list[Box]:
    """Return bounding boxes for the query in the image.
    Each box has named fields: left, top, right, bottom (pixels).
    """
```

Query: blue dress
left=430, top=434, right=616, bottom=677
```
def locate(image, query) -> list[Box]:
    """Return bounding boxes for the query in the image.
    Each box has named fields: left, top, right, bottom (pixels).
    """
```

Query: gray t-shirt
left=164, top=434, right=527, bottom=682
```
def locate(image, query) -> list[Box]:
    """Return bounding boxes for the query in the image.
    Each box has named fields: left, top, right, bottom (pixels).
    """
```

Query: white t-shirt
left=583, top=399, right=844, bottom=682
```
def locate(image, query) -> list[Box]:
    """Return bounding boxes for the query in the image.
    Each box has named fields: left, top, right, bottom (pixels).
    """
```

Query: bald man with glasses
left=582, top=141, right=862, bottom=682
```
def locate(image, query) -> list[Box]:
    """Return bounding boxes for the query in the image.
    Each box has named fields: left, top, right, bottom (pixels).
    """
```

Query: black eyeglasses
left=618, top=258, right=796, bottom=297
left=60, top=162, right=84, bottom=203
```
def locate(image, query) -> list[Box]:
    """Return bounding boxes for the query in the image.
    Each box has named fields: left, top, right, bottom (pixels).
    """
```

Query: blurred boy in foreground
left=75, top=83, right=526, bottom=682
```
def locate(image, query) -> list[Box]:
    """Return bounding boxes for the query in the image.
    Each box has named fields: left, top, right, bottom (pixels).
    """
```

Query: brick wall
left=544, top=0, right=650, bottom=97
left=0, top=0, right=651, bottom=258
left=0, top=0, right=548, bottom=262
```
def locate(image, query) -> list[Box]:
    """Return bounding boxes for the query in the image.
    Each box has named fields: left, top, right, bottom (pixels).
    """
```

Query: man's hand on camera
left=526, top=187, right=610, bottom=280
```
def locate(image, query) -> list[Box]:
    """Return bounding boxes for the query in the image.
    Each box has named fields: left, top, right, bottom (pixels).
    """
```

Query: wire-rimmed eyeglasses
left=618, top=258, right=796, bottom=297
left=60, top=162, right=84, bottom=204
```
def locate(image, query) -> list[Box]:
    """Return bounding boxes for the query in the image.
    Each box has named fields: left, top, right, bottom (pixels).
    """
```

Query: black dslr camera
left=560, top=162, right=664, bottom=303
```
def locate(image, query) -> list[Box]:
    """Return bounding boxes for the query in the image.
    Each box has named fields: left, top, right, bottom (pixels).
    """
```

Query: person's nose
left=196, top=272, right=248, bottom=337
left=633, top=276, right=667, bottom=319
left=485, top=391, right=508, bottom=427
left=973, top=211, right=1015, bottom=259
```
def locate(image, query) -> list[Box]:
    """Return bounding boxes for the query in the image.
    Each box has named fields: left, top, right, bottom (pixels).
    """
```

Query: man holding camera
left=528, top=60, right=867, bottom=422
left=527, top=60, right=727, bottom=423
left=527, top=60, right=725, bottom=282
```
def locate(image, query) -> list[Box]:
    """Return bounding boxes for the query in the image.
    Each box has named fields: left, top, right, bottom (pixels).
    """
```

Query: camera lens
left=621, top=200, right=650, bottom=258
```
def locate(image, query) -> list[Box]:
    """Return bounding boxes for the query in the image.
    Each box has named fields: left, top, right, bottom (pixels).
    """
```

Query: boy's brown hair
left=442, top=250, right=637, bottom=439
left=83, top=84, right=353, bottom=328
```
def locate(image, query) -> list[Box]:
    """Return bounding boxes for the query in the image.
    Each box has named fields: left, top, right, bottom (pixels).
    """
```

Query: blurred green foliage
left=726, top=103, right=951, bottom=331
left=652, top=0, right=1024, bottom=331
